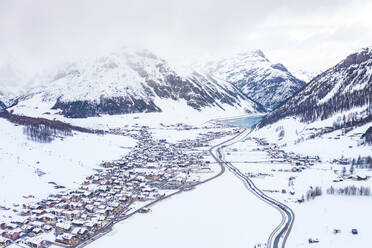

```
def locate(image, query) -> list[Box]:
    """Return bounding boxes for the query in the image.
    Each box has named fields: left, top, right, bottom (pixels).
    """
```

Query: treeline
left=259, top=87, right=372, bottom=129
left=332, top=156, right=372, bottom=169
left=361, top=127, right=372, bottom=145
left=297, top=186, right=322, bottom=203
left=23, top=124, right=72, bottom=143
left=327, top=185, right=371, bottom=196
left=0, top=110, right=105, bottom=143
left=0, top=110, right=102, bottom=134
left=301, top=89, right=372, bottom=123
left=351, top=156, right=372, bottom=169
left=306, top=186, right=322, bottom=201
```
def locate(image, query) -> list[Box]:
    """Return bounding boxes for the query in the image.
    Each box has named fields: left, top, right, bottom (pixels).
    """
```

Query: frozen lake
left=222, top=115, right=265, bottom=129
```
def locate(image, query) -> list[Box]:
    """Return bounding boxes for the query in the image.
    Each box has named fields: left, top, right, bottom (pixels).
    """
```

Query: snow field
left=226, top=138, right=372, bottom=248
left=0, top=118, right=136, bottom=207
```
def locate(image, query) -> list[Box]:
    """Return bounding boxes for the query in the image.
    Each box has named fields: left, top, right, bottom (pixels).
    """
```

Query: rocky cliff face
left=0, top=100, right=6, bottom=111
left=17, top=48, right=263, bottom=118
left=259, top=47, right=372, bottom=128
left=202, top=50, right=306, bottom=110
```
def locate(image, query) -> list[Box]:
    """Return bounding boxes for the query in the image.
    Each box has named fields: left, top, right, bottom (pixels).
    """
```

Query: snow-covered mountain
left=291, top=69, right=322, bottom=83
left=0, top=63, right=28, bottom=106
left=260, top=46, right=372, bottom=128
left=253, top=46, right=372, bottom=161
left=202, top=50, right=306, bottom=110
left=0, top=100, right=6, bottom=111
left=14, top=48, right=263, bottom=118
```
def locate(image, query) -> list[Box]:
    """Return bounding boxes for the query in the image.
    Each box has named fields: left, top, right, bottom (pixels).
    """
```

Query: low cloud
left=0, top=0, right=371, bottom=75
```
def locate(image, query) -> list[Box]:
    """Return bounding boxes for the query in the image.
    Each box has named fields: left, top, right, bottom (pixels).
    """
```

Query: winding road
left=77, top=118, right=294, bottom=248
left=76, top=127, right=245, bottom=248
left=210, top=127, right=295, bottom=248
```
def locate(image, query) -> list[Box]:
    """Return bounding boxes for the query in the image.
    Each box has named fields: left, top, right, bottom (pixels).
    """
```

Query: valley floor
left=87, top=152, right=281, bottom=248
left=1, top=112, right=371, bottom=248
left=0, top=118, right=136, bottom=206
left=225, top=136, right=372, bottom=248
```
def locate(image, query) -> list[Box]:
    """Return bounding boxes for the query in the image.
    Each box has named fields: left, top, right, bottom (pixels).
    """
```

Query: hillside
left=13, top=48, right=263, bottom=118
left=259, top=47, right=372, bottom=128
left=0, top=63, right=29, bottom=106
left=203, top=50, right=306, bottom=110
left=254, top=47, right=372, bottom=161
left=0, top=100, right=6, bottom=111
left=291, top=69, right=322, bottom=83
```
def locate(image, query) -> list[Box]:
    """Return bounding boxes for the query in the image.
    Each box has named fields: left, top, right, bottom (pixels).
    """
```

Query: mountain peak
left=341, top=46, right=372, bottom=68
left=203, top=50, right=305, bottom=110
left=13, top=47, right=263, bottom=118
left=236, top=49, right=268, bottom=61
left=260, top=46, right=372, bottom=127
left=252, top=49, right=266, bottom=58
left=270, top=63, right=288, bottom=72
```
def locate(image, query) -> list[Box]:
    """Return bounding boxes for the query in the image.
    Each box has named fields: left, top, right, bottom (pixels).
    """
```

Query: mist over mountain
left=14, top=48, right=263, bottom=118
left=290, top=69, right=322, bottom=83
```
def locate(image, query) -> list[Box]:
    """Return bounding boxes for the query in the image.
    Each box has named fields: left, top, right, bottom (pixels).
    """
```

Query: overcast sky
left=0, top=0, right=371, bottom=76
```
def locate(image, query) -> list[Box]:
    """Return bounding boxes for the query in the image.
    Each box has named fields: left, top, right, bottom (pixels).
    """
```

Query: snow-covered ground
left=10, top=96, right=252, bottom=130
left=225, top=137, right=372, bottom=248
left=88, top=158, right=281, bottom=248
left=291, top=69, right=321, bottom=83
left=253, top=116, right=372, bottom=161
left=2, top=107, right=370, bottom=248
left=0, top=118, right=136, bottom=207
left=82, top=120, right=284, bottom=248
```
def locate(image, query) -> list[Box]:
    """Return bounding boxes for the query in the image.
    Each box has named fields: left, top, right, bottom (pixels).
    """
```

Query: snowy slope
left=202, top=50, right=306, bottom=110
left=254, top=46, right=372, bottom=161
left=14, top=48, right=263, bottom=118
left=88, top=163, right=281, bottom=248
left=260, top=46, right=372, bottom=128
left=291, top=69, right=322, bottom=83
left=0, top=100, right=5, bottom=111
left=0, top=118, right=135, bottom=206
left=0, top=63, right=29, bottom=106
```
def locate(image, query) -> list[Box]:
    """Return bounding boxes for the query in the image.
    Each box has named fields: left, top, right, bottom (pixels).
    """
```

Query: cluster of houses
left=253, top=138, right=321, bottom=169
left=0, top=125, right=236, bottom=248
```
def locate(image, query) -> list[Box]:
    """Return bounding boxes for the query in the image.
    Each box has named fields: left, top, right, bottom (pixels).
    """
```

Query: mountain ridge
left=201, top=50, right=306, bottom=110
left=259, top=46, right=372, bottom=129
left=13, top=48, right=264, bottom=118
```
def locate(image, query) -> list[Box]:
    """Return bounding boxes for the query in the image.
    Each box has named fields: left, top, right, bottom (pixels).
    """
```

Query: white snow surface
left=0, top=63, right=29, bottom=105
left=201, top=50, right=305, bottom=109
left=226, top=137, right=372, bottom=248
left=10, top=96, right=255, bottom=130
left=252, top=116, right=371, bottom=161
left=291, top=69, right=322, bottom=83
left=14, top=47, right=260, bottom=116
left=204, top=50, right=288, bottom=83
left=88, top=157, right=281, bottom=248
left=28, top=49, right=156, bottom=102
left=0, top=118, right=136, bottom=206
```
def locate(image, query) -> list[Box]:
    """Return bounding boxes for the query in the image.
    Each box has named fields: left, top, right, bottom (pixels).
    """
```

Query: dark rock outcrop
left=0, top=100, right=6, bottom=112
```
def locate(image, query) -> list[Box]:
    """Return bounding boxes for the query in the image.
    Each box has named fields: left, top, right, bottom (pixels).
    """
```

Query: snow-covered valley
left=0, top=43, right=370, bottom=248
left=0, top=118, right=136, bottom=206
left=224, top=134, right=372, bottom=248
